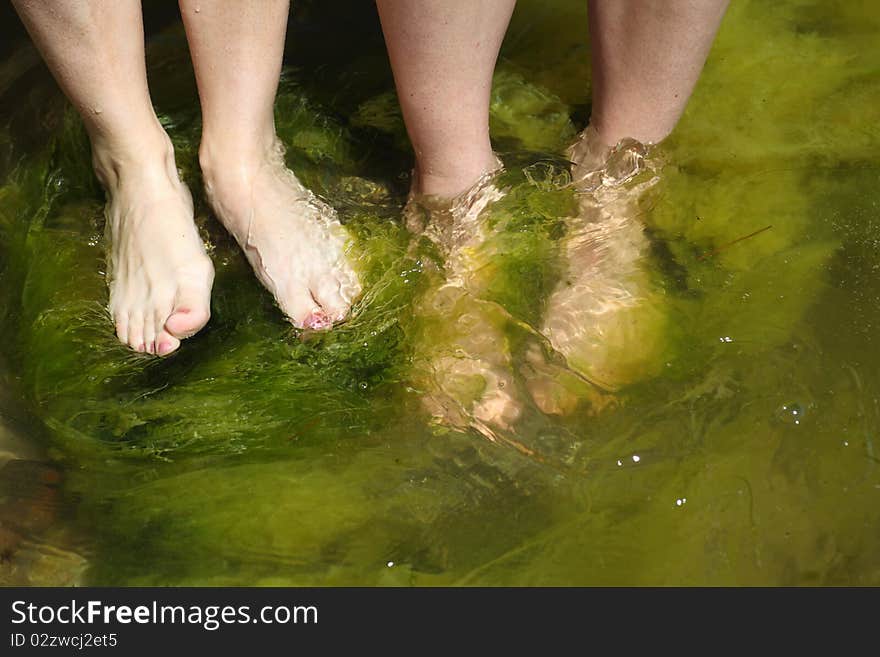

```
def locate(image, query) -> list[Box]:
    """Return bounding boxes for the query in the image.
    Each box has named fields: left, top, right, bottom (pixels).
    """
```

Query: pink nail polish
left=303, top=310, right=333, bottom=331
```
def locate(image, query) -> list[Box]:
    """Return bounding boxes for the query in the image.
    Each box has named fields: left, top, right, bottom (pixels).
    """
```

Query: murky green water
left=1, top=0, right=878, bottom=585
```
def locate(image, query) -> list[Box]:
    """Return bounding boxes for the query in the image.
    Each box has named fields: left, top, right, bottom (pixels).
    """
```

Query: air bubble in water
left=776, top=402, right=805, bottom=426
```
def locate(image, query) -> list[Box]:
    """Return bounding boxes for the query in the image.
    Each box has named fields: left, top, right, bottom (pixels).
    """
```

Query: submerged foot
left=99, top=135, right=214, bottom=356
left=202, top=140, right=361, bottom=330
left=406, top=164, right=523, bottom=439
left=533, top=127, right=668, bottom=395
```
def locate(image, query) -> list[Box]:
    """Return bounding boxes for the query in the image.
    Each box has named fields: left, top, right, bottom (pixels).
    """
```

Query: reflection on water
left=0, top=0, right=878, bottom=585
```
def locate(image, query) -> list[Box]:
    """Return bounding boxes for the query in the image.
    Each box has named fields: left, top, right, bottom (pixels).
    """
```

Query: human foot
left=201, top=140, right=361, bottom=329
left=98, top=137, right=214, bottom=356
left=406, top=165, right=523, bottom=440
left=520, top=341, right=617, bottom=417
left=533, top=129, right=668, bottom=394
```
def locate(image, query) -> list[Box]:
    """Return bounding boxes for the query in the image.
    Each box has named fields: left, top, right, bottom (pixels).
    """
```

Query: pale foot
left=99, top=136, right=214, bottom=356
left=533, top=128, right=668, bottom=396
left=201, top=140, right=361, bottom=329
left=407, top=165, right=523, bottom=440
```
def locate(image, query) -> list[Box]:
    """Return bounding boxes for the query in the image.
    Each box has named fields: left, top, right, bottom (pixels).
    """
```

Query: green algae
left=0, top=0, right=878, bottom=585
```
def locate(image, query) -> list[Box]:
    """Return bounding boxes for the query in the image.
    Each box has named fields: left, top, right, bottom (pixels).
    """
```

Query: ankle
left=589, top=116, right=670, bottom=152
left=412, top=152, right=502, bottom=199
left=198, top=130, right=279, bottom=193
left=91, top=126, right=180, bottom=193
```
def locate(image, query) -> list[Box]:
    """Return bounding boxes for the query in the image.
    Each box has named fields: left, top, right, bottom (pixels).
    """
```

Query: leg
left=587, top=0, right=729, bottom=148
left=11, top=0, right=214, bottom=356
left=180, top=0, right=360, bottom=329
left=534, top=2, right=728, bottom=408
left=376, top=0, right=516, bottom=198
left=378, top=2, right=522, bottom=436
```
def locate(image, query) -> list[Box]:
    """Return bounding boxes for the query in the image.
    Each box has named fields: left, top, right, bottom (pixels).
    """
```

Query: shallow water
left=0, top=0, right=878, bottom=585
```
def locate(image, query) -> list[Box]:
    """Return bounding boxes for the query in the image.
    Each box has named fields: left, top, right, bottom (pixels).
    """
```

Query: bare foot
left=202, top=140, right=361, bottom=329
left=99, top=135, right=214, bottom=356
left=407, top=165, right=522, bottom=440
left=532, top=128, right=668, bottom=395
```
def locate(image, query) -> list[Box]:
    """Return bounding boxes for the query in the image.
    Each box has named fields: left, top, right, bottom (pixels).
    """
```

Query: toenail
left=137, top=343, right=146, bottom=352
left=303, top=310, right=333, bottom=331
left=157, top=341, right=175, bottom=356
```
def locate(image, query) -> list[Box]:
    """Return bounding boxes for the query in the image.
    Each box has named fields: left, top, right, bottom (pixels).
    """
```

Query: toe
left=165, top=284, right=211, bottom=340
left=302, top=309, right=333, bottom=330
left=114, top=313, right=129, bottom=346
left=278, top=282, right=324, bottom=329
left=153, top=309, right=179, bottom=356
left=312, top=277, right=350, bottom=323
left=142, top=318, right=157, bottom=355
left=156, top=330, right=181, bottom=357
left=127, top=313, right=145, bottom=352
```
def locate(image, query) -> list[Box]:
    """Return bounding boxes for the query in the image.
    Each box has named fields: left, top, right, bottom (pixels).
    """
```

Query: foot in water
left=99, top=133, right=214, bottom=356
left=406, top=162, right=524, bottom=441
left=201, top=139, right=361, bottom=330
left=526, top=127, right=669, bottom=411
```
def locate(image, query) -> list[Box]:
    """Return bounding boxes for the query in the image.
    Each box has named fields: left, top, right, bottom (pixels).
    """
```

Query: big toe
left=164, top=284, right=211, bottom=340
left=156, top=331, right=181, bottom=357
left=312, top=276, right=351, bottom=324
left=277, top=281, right=328, bottom=330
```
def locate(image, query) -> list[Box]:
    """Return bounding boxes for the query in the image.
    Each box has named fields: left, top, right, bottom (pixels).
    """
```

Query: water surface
left=0, top=0, right=878, bottom=585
